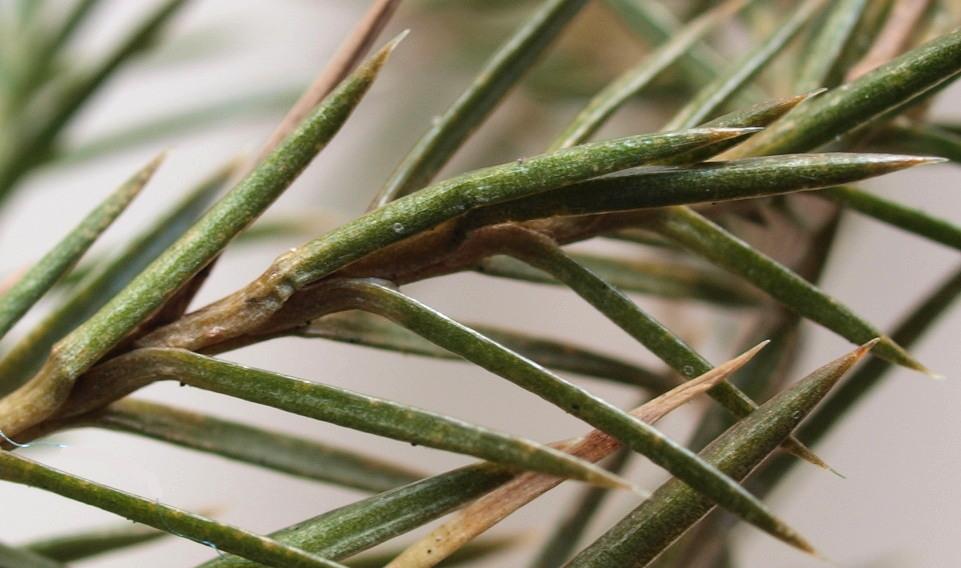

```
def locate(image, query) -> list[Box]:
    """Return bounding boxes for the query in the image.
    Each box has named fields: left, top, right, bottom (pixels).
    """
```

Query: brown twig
left=131, top=211, right=651, bottom=354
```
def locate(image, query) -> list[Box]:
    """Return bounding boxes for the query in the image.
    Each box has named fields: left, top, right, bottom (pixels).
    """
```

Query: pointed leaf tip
left=638, top=341, right=772, bottom=425
left=884, top=331, right=947, bottom=379
left=857, top=337, right=881, bottom=356
left=802, top=87, right=829, bottom=99
left=817, top=341, right=883, bottom=393
left=124, top=153, right=166, bottom=198
left=792, top=534, right=820, bottom=557
left=807, top=547, right=831, bottom=563
left=381, top=29, right=410, bottom=55
left=0, top=153, right=162, bottom=342
left=870, top=155, right=949, bottom=169
left=888, top=155, right=948, bottom=167
left=358, top=29, right=409, bottom=78
left=593, top=469, right=640, bottom=492
left=825, top=154, right=946, bottom=176
left=767, top=88, right=827, bottom=116
left=727, top=339, right=769, bottom=369
left=145, top=150, right=167, bottom=172
left=743, top=339, right=771, bottom=357
left=876, top=335, right=933, bottom=375
left=709, top=126, right=764, bottom=137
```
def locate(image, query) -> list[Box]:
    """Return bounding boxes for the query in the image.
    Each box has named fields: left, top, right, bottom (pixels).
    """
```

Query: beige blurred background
left=0, top=1, right=959, bottom=566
